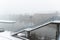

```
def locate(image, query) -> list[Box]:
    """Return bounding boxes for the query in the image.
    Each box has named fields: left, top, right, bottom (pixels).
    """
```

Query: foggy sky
left=0, top=0, right=60, bottom=15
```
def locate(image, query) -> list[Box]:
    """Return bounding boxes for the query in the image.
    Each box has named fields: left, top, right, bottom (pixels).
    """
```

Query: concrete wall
left=31, top=24, right=57, bottom=39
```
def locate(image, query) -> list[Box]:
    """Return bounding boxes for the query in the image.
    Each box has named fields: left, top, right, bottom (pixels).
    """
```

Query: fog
left=0, top=0, right=60, bottom=15
left=0, top=0, right=60, bottom=32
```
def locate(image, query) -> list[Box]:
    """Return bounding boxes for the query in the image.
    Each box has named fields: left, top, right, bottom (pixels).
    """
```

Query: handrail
left=29, top=21, right=52, bottom=31
left=12, top=21, right=52, bottom=36
left=12, top=16, right=56, bottom=35
left=32, top=16, right=55, bottom=28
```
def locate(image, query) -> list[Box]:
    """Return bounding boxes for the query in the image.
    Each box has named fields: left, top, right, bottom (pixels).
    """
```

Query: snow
left=24, top=28, right=33, bottom=31
left=52, top=20, right=60, bottom=23
left=0, top=31, right=22, bottom=40
left=17, top=33, right=25, bottom=37
left=0, top=20, right=16, bottom=23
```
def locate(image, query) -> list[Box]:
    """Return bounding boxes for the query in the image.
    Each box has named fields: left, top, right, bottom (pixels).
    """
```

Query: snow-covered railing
left=11, top=21, right=53, bottom=40
left=11, top=14, right=59, bottom=40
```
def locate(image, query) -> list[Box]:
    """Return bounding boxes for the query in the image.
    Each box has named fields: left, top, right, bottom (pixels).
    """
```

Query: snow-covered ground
left=0, top=31, right=22, bottom=40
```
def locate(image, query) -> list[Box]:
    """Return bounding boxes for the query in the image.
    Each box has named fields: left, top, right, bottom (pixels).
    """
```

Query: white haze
left=0, top=0, right=60, bottom=15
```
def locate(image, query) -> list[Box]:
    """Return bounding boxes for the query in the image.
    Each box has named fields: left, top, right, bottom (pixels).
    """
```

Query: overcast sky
left=0, top=0, right=60, bottom=15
